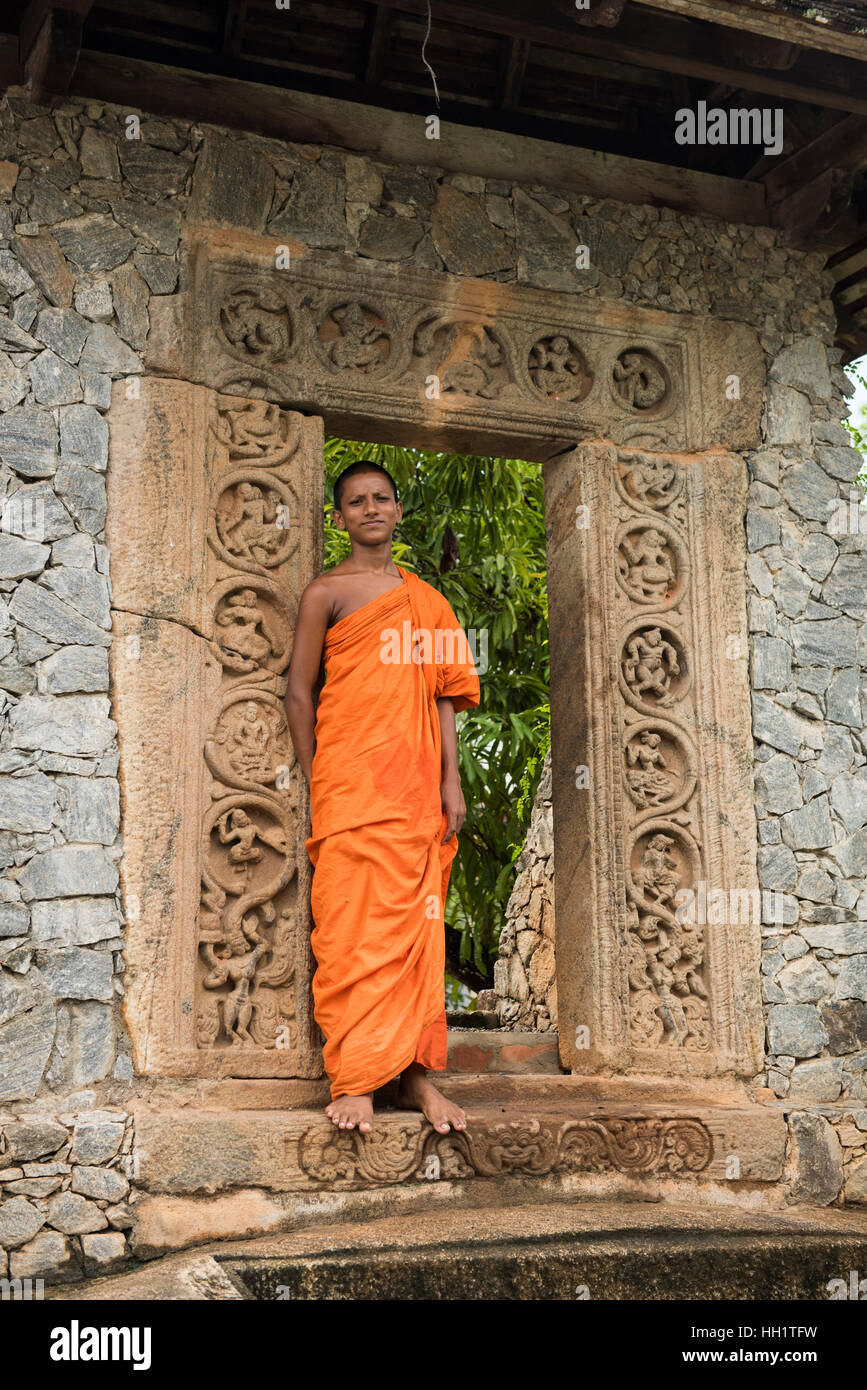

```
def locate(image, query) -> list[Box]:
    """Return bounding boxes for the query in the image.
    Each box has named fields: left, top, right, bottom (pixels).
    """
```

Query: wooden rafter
left=769, top=166, right=858, bottom=249
left=499, top=36, right=530, bottom=111
left=18, top=1, right=94, bottom=104
left=363, top=4, right=391, bottom=86
left=757, top=114, right=867, bottom=248
left=762, top=114, right=867, bottom=204
left=221, top=0, right=248, bottom=61
left=636, top=0, right=867, bottom=62
left=358, top=0, right=867, bottom=114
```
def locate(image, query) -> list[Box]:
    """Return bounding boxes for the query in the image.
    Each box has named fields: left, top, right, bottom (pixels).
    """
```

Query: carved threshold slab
left=145, top=226, right=764, bottom=459
left=546, top=442, right=764, bottom=1078
left=131, top=1104, right=787, bottom=1193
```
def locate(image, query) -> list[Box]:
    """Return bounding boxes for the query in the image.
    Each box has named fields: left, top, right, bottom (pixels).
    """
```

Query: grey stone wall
left=0, top=85, right=864, bottom=1284
left=494, top=748, right=555, bottom=1031
left=0, top=1107, right=131, bottom=1281
left=0, top=92, right=146, bottom=1282
left=745, top=337, right=867, bottom=1205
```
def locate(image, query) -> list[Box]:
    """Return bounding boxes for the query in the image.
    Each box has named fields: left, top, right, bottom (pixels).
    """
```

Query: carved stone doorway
left=108, top=225, right=766, bottom=1099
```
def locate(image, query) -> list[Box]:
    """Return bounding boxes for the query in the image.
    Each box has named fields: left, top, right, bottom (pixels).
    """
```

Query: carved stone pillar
left=546, top=442, right=764, bottom=1081
left=107, top=378, right=324, bottom=1078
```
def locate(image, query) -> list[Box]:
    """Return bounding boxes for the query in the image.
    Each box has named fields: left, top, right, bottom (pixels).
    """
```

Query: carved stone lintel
left=149, top=229, right=764, bottom=458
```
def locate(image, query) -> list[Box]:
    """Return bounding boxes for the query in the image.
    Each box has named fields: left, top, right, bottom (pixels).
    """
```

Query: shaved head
left=333, top=461, right=399, bottom=513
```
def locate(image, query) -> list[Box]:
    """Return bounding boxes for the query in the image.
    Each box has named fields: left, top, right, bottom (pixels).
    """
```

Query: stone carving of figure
left=640, top=832, right=681, bottom=908
left=623, top=627, right=681, bottom=702
left=228, top=701, right=275, bottom=780
left=216, top=807, right=265, bottom=879
left=529, top=335, right=588, bottom=398
left=221, top=290, right=290, bottom=359
left=442, top=329, right=502, bottom=396
left=212, top=806, right=288, bottom=880
left=215, top=588, right=281, bottom=672
left=613, top=350, right=667, bottom=409
left=629, top=865, right=708, bottom=1049
left=636, top=901, right=706, bottom=1011
left=618, top=527, right=675, bottom=600
left=644, top=928, right=687, bottom=1041
left=415, top=319, right=504, bottom=398
left=625, top=730, right=678, bottom=806
left=620, top=452, right=677, bottom=506
left=671, top=918, right=707, bottom=999
left=220, top=401, right=286, bottom=459
left=328, top=302, right=387, bottom=370
left=201, top=909, right=271, bottom=1044
left=219, top=482, right=282, bottom=565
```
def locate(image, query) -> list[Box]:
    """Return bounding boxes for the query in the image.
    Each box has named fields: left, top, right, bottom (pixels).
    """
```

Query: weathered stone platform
left=110, top=1071, right=789, bottom=1263
left=47, top=1200, right=867, bottom=1301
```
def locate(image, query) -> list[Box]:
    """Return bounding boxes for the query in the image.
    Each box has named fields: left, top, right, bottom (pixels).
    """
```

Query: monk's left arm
left=437, top=697, right=466, bottom=843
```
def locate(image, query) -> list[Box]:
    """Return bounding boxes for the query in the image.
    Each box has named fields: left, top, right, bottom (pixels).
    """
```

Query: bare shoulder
left=298, top=571, right=337, bottom=616
left=300, top=562, right=361, bottom=615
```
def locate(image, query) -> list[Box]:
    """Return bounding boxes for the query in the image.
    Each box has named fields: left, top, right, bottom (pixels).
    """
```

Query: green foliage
left=843, top=362, right=867, bottom=489
left=322, top=438, right=549, bottom=984
left=509, top=710, right=551, bottom=857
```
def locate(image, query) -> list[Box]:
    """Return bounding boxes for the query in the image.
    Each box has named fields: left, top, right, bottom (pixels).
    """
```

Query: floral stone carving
left=298, top=1114, right=713, bottom=1183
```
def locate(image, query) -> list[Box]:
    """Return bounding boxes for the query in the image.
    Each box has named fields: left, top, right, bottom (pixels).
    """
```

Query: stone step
left=48, top=1199, right=867, bottom=1301
left=132, top=1096, right=785, bottom=1195
left=125, top=1090, right=789, bottom=1260
left=445, top=1027, right=561, bottom=1074
left=183, top=1067, right=768, bottom=1111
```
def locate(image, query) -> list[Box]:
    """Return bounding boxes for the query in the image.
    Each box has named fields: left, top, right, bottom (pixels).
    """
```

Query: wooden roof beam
left=221, top=0, right=248, bottom=61
left=758, top=114, right=867, bottom=251
left=830, top=302, right=867, bottom=366
left=769, top=166, right=859, bottom=250
left=18, top=1, right=93, bottom=105
left=759, top=112, right=867, bottom=252
left=762, top=114, right=867, bottom=201
left=362, top=0, right=867, bottom=115
left=363, top=5, right=391, bottom=86
left=66, top=49, right=768, bottom=224
left=635, top=0, right=867, bottom=62
left=499, top=37, right=530, bottom=110
left=827, top=230, right=867, bottom=273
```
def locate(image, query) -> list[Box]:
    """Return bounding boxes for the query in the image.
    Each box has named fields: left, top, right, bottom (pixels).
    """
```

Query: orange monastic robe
left=305, top=565, right=480, bottom=1100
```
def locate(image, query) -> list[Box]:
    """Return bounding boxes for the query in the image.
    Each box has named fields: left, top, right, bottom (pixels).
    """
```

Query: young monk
left=286, top=461, right=480, bottom=1136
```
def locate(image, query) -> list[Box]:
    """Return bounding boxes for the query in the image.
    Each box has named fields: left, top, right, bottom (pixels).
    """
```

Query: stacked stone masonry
left=0, top=86, right=864, bottom=1281
left=495, top=748, right=556, bottom=1032
left=0, top=1108, right=132, bottom=1281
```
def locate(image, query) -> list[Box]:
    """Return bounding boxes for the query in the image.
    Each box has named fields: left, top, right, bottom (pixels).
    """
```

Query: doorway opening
left=321, top=436, right=550, bottom=1021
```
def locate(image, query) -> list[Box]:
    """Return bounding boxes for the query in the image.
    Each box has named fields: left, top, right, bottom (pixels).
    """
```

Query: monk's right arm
left=285, top=581, right=331, bottom=786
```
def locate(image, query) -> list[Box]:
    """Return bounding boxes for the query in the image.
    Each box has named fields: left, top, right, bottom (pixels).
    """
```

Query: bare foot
left=395, top=1062, right=467, bottom=1134
left=324, top=1092, right=374, bottom=1131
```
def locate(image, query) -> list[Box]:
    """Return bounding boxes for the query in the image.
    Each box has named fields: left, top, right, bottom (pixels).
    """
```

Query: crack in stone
left=110, top=605, right=210, bottom=646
